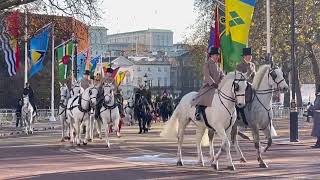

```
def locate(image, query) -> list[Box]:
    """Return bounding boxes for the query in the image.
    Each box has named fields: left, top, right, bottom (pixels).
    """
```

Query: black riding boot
left=312, top=137, right=320, bottom=148
left=195, top=105, right=205, bottom=121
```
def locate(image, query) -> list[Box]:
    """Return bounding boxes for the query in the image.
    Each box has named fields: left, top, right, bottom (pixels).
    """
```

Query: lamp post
left=290, top=0, right=299, bottom=142
left=144, top=73, right=148, bottom=88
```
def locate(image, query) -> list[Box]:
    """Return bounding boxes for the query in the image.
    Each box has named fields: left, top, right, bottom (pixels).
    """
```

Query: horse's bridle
left=218, top=72, right=246, bottom=103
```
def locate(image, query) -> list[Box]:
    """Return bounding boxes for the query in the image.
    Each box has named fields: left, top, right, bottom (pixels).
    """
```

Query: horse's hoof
left=83, top=142, right=87, bottom=146
left=176, top=161, right=183, bottom=166
left=259, top=163, right=268, bottom=168
left=106, top=144, right=110, bottom=149
left=88, top=139, right=92, bottom=142
left=212, top=164, right=219, bottom=170
left=138, top=131, right=142, bottom=134
left=197, top=162, right=204, bottom=167
left=61, top=139, right=65, bottom=142
left=65, top=136, right=71, bottom=140
left=240, top=158, right=247, bottom=163
left=77, top=143, right=81, bottom=146
left=227, top=165, right=236, bottom=171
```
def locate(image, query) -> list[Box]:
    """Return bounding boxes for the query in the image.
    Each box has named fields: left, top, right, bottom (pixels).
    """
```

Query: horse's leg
left=30, top=112, right=33, bottom=134
left=214, top=129, right=235, bottom=171
left=176, top=118, right=189, bottom=166
left=231, top=125, right=246, bottom=163
left=83, top=119, right=90, bottom=145
left=208, top=129, right=216, bottom=166
left=263, top=126, right=272, bottom=153
left=75, top=119, right=81, bottom=146
left=105, top=119, right=110, bottom=148
left=195, top=126, right=206, bottom=167
left=61, top=114, right=65, bottom=142
left=138, top=115, right=143, bottom=134
left=251, top=127, right=267, bottom=168
left=96, top=119, right=102, bottom=139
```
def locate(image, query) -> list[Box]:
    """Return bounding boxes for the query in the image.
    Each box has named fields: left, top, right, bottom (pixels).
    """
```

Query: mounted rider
left=95, top=67, right=117, bottom=119
left=23, top=82, right=37, bottom=114
left=80, top=70, right=91, bottom=90
left=115, top=88, right=125, bottom=118
left=235, top=47, right=256, bottom=125
left=191, top=47, right=225, bottom=121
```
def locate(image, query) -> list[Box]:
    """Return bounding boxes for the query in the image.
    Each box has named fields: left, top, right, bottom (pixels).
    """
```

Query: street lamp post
left=144, top=73, right=148, bottom=88
left=290, top=0, right=299, bottom=142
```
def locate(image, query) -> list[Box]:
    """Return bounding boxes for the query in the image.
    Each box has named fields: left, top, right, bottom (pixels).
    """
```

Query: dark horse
left=134, top=94, right=151, bottom=134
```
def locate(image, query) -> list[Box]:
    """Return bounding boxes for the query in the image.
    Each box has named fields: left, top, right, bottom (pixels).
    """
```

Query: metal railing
left=0, top=109, right=58, bottom=122
left=272, top=107, right=306, bottom=119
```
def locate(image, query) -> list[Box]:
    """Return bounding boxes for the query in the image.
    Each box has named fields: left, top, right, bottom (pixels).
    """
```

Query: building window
left=158, top=77, right=161, bottom=86
left=158, top=67, right=161, bottom=72
left=137, top=67, right=141, bottom=71
left=164, top=67, right=168, bottom=72
left=164, top=77, right=168, bottom=87
left=148, top=67, right=151, bottom=71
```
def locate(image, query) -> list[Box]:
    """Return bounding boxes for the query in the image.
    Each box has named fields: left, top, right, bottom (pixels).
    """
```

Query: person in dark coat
left=23, top=82, right=37, bottom=113
left=311, top=86, right=320, bottom=148
left=15, top=99, right=23, bottom=127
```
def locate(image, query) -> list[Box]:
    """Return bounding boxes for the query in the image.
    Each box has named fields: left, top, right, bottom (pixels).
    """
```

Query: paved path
left=0, top=118, right=319, bottom=180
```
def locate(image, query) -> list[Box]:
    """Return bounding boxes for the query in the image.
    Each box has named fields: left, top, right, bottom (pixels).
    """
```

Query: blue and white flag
left=76, top=50, right=87, bottom=81
left=0, top=17, right=16, bottom=76
left=28, top=23, right=52, bottom=78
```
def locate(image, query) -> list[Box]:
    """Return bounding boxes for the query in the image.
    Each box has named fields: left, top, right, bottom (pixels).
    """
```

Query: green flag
left=221, top=0, right=256, bottom=72
left=57, top=41, right=75, bottom=81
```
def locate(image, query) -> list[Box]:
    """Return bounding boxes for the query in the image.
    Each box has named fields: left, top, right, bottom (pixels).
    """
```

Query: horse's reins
left=251, top=67, right=286, bottom=131
left=100, top=86, right=117, bottom=123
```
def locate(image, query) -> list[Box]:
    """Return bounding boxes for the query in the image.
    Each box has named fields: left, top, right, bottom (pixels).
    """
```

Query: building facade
left=89, top=26, right=108, bottom=56
left=107, top=29, right=173, bottom=54
left=110, top=56, right=171, bottom=98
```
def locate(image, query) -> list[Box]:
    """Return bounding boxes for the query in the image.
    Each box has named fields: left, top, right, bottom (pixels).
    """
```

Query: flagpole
left=49, top=24, right=56, bottom=122
left=266, top=0, right=271, bottom=63
left=24, top=7, right=28, bottom=84
left=71, top=33, right=75, bottom=83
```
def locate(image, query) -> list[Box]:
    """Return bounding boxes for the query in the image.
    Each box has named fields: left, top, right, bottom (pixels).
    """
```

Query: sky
left=99, top=0, right=197, bottom=43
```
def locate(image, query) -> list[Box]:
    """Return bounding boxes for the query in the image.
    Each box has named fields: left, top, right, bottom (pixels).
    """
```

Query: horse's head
left=88, top=84, right=99, bottom=107
left=268, top=65, right=289, bottom=92
left=103, top=83, right=114, bottom=104
left=232, top=72, right=248, bottom=108
left=60, top=84, right=69, bottom=102
left=71, top=81, right=82, bottom=97
left=22, top=94, right=29, bottom=106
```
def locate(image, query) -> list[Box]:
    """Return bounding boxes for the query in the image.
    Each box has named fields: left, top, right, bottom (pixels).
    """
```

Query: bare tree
left=0, top=0, right=101, bottom=21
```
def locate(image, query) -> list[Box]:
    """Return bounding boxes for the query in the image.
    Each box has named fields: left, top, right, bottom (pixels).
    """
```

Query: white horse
left=160, top=72, right=248, bottom=171
left=228, top=64, right=289, bottom=168
left=67, top=84, right=98, bottom=146
left=96, top=83, right=121, bottom=148
left=58, top=83, right=70, bottom=142
left=124, top=95, right=135, bottom=126
left=21, top=94, right=36, bottom=134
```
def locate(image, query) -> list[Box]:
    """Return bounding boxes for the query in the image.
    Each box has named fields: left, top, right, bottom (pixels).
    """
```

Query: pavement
left=0, top=118, right=319, bottom=180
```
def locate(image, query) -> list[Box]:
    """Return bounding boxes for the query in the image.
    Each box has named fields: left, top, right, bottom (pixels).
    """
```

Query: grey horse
left=208, top=64, right=289, bottom=168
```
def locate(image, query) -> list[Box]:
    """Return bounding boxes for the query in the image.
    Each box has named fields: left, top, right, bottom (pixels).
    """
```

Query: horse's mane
left=219, top=72, right=236, bottom=88
left=252, top=65, right=270, bottom=89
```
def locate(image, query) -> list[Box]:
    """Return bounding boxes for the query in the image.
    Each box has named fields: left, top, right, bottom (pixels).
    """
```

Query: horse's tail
left=270, top=120, right=278, bottom=137
left=160, top=102, right=181, bottom=139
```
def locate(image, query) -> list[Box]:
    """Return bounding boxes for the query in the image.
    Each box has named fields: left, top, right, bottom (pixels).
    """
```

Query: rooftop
left=108, top=29, right=173, bottom=37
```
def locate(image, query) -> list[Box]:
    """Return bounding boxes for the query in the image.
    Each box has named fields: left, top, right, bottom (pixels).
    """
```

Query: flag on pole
left=112, top=67, right=120, bottom=79
left=5, top=11, right=20, bottom=71
left=222, top=0, right=256, bottom=72
left=115, top=71, right=128, bottom=86
left=0, top=16, right=17, bottom=76
left=28, top=23, right=52, bottom=78
left=76, top=50, right=88, bottom=81
left=207, top=5, right=221, bottom=62
left=57, top=40, right=75, bottom=81
left=89, top=55, right=101, bottom=76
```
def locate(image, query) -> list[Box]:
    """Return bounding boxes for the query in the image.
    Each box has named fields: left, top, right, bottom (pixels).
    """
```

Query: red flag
left=112, top=67, right=120, bottom=79
left=6, top=11, right=20, bottom=70
left=214, top=6, right=220, bottom=49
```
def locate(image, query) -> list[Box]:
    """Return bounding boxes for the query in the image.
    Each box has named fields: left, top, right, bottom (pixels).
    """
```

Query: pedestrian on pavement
left=311, top=85, right=320, bottom=148
left=15, top=98, right=23, bottom=128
